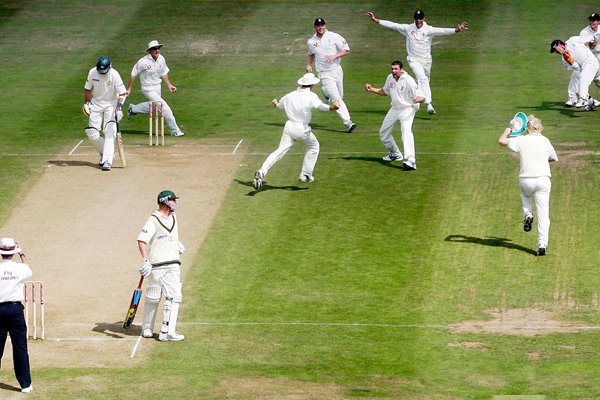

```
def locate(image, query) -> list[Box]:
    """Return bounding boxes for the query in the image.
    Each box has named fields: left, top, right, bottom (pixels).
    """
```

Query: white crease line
left=232, top=139, right=244, bottom=154
left=130, top=335, right=143, bottom=358
left=179, top=321, right=449, bottom=329
left=68, top=140, right=84, bottom=155
left=43, top=337, right=139, bottom=341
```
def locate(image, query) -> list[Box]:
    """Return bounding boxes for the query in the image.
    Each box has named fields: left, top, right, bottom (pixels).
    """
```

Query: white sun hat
left=297, top=73, right=320, bottom=86
left=509, top=112, right=527, bottom=136
left=146, top=40, right=164, bottom=52
left=0, top=237, right=21, bottom=255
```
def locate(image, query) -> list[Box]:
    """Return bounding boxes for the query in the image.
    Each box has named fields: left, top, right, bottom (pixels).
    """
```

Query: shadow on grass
left=520, top=101, right=592, bottom=117
left=0, top=382, right=20, bottom=392
left=445, top=234, right=537, bottom=255
left=47, top=160, right=100, bottom=169
left=329, top=155, right=408, bottom=170
left=234, top=179, right=309, bottom=196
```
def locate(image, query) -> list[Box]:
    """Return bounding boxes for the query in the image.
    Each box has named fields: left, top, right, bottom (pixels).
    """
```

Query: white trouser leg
left=259, top=127, right=295, bottom=177
left=408, top=58, right=432, bottom=104
left=296, top=130, right=320, bottom=177
left=398, top=108, right=417, bottom=164
left=143, top=89, right=182, bottom=134
left=568, top=70, right=580, bottom=100
left=520, top=177, right=552, bottom=248
left=320, top=70, right=351, bottom=124
left=101, top=107, right=117, bottom=164
left=578, top=59, right=599, bottom=100
left=379, top=108, right=402, bottom=156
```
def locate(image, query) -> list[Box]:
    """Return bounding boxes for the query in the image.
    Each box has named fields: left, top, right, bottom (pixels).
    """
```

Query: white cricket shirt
left=131, top=54, right=170, bottom=90
left=307, top=30, right=350, bottom=73
left=565, top=36, right=596, bottom=66
left=508, top=135, right=558, bottom=178
left=379, top=20, right=455, bottom=61
left=84, top=68, right=126, bottom=107
left=383, top=72, right=424, bottom=109
left=276, top=88, right=329, bottom=125
left=137, top=211, right=180, bottom=265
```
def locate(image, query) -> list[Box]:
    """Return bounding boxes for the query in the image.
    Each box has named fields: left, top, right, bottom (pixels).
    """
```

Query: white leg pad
left=84, top=127, right=104, bottom=155
left=142, top=284, right=161, bottom=331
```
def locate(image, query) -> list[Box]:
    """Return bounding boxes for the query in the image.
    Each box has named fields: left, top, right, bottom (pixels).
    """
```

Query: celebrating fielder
left=306, top=18, right=357, bottom=133
left=126, top=40, right=185, bottom=137
left=83, top=56, right=127, bottom=171
left=498, top=115, right=558, bottom=256
left=364, top=61, right=425, bottom=171
left=365, top=10, right=467, bottom=115
left=137, top=190, right=186, bottom=341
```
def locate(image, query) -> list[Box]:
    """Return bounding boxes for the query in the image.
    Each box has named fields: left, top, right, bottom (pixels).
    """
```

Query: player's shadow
left=0, top=382, right=20, bottom=392
left=92, top=322, right=141, bottom=338
left=330, top=156, right=408, bottom=170
left=47, top=160, right=100, bottom=169
left=445, top=234, right=537, bottom=255
left=520, top=101, right=591, bottom=117
left=235, top=179, right=309, bottom=196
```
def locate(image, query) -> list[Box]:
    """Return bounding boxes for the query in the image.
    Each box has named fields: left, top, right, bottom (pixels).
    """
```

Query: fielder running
left=365, top=10, right=467, bottom=115
left=126, top=40, right=185, bottom=137
left=364, top=60, right=425, bottom=171
left=252, top=73, right=339, bottom=190
left=83, top=56, right=127, bottom=171
left=137, top=190, right=186, bottom=341
left=498, top=115, right=558, bottom=256
left=306, top=18, right=356, bottom=132
left=551, top=37, right=600, bottom=110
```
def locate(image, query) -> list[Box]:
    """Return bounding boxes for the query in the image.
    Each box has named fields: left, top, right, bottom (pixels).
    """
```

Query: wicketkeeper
left=137, top=190, right=186, bottom=341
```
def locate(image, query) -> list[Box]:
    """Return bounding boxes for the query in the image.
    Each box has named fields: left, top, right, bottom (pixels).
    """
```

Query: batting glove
left=139, top=259, right=152, bottom=277
left=116, top=110, right=123, bottom=122
left=178, top=241, right=185, bottom=255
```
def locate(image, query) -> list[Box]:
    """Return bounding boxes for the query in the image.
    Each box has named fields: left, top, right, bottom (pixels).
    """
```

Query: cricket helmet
left=157, top=190, right=179, bottom=211
left=96, top=56, right=112, bottom=74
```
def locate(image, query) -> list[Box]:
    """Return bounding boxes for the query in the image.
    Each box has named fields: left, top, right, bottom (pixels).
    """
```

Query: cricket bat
left=116, top=97, right=127, bottom=167
left=123, top=276, right=144, bottom=329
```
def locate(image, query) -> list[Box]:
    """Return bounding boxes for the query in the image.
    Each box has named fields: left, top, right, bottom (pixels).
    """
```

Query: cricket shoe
left=98, top=155, right=103, bottom=166
left=142, top=328, right=153, bottom=338
left=537, top=247, right=546, bottom=256
left=564, top=98, right=577, bottom=107
left=575, top=98, right=588, bottom=108
left=345, top=122, right=357, bottom=133
left=402, top=161, right=417, bottom=171
left=252, top=170, right=264, bottom=190
left=127, top=104, right=135, bottom=119
left=426, top=103, right=436, bottom=115
left=159, top=332, right=185, bottom=342
left=382, top=153, right=403, bottom=162
left=299, top=174, right=315, bottom=183
left=101, top=161, right=111, bottom=171
left=21, top=385, right=33, bottom=393
left=523, top=214, right=533, bottom=232
left=171, top=131, right=185, bottom=137
left=585, top=97, right=600, bottom=111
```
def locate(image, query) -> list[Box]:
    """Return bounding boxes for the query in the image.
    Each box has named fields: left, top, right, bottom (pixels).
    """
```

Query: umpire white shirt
left=0, top=259, right=32, bottom=302
left=277, top=87, right=330, bottom=126
left=307, top=30, right=350, bottom=73
left=131, top=53, right=170, bottom=91
left=378, top=20, right=455, bottom=61
left=508, top=135, right=558, bottom=178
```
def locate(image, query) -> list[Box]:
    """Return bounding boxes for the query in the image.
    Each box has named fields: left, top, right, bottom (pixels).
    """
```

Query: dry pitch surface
left=2, top=137, right=243, bottom=368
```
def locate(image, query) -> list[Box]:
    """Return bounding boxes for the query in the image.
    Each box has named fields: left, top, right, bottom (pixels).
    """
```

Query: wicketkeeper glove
left=139, top=259, right=152, bottom=277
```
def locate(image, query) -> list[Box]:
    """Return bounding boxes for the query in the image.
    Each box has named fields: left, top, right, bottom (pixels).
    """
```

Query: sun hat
left=0, top=238, right=21, bottom=255
left=297, top=73, right=320, bottom=86
left=509, top=112, right=528, bottom=136
left=146, top=40, right=164, bottom=52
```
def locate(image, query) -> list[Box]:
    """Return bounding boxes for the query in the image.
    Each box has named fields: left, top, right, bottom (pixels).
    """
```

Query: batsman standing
left=365, top=10, right=468, bottom=115
left=306, top=18, right=356, bottom=133
left=364, top=60, right=425, bottom=171
left=498, top=115, right=558, bottom=256
left=137, top=190, right=186, bottom=341
left=83, top=56, right=127, bottom=171
left=0, top=238, right=33, bottom=393
left=126, top=40, right=185, bottom=137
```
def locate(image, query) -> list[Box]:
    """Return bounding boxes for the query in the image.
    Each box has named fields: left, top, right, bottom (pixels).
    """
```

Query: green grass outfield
left=2, top=0, right=600, bottom=398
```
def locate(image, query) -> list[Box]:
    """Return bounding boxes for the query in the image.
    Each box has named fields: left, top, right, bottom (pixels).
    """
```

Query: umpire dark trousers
left=0, top=302, right=32, bottom=389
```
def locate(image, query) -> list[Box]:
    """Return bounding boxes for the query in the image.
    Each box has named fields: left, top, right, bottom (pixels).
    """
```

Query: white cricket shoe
left=171, top=131, right=185, bottom=137
left=298, top=174, right=315, bottom=183
left=252, top=170, right=264, bottom=190
left=345, top=122, right=357, bottom=133
left=127, top=104, right=135, bottom=119
left=426, top=103, right=436, bottom=115
left=382, top=153, right=403, bottom=162
left=142, top=328, right=153, bottom=338
left=564, top=98, right=577, bottom=107
left=101, top=162, right=111, bottom=171
left=159, top=332, right=185, bottom=342
left=21, top=385, right=33, bottom=393
left=575, top=98, right=588, bottom=108
left=402, top=161, right=417, bottom=171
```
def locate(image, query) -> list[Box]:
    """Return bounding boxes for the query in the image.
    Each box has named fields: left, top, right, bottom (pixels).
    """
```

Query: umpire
left=0, top=238, right=33, bottom=393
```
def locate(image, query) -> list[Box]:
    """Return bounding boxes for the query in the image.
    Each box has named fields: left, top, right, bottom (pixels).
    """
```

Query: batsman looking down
left=83, top=56, right=127, bottom=171
left=137, top=190, right=186, bottom=341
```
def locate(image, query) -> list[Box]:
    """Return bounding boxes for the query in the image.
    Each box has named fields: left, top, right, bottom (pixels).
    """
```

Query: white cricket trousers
left=379, top=106, right=418, bottom=164
left=407, top=56, right=433, bottom=104
left=130, top=87, right=182, bottom=135
left=577, top=58, right=600, bottom=100
left=319, top=67, right=352, bottom=125
left=87, top=105, right=117, bottom=164
left=258, top=121, right=320, bottom=178
left=519, top=176, right=551, bottom=248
